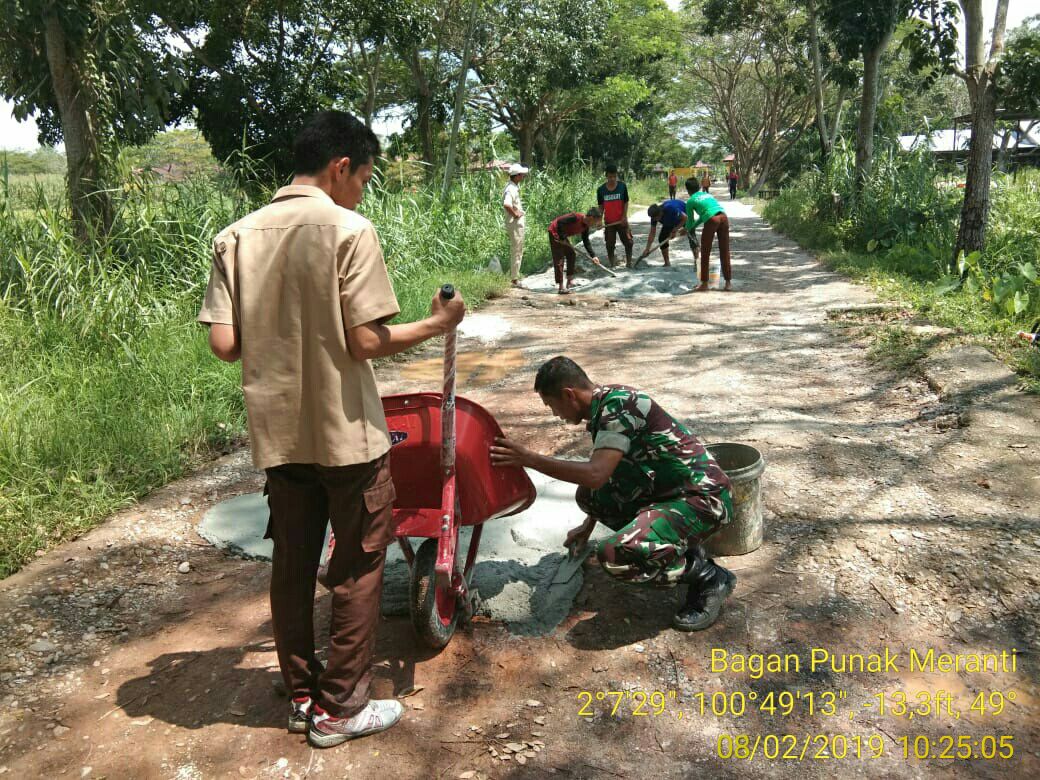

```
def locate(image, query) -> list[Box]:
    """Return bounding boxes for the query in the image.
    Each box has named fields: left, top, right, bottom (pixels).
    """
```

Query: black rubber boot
left=673, top=548, right=736, bottom=632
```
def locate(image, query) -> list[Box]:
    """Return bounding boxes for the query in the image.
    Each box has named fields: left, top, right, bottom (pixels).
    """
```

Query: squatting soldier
left=490, top=356, right=737, bottom=631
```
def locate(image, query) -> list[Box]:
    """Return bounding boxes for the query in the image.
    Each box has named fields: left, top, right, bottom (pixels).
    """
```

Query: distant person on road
left=700, top=171, right=712, bottom=193
left=548, top=208, right=604, bottom=294
left=727, top=169, right=738, bottom=199
left=491, top=356, right=736, bottom=632
left=198, top=110, right=466, bottom=749
left=503, top=163, right=529, bottom=287
left=639, top=199, right=687, bottom=267
left=668, top=170, right=678, bottom=199
left=596, top=163, right=633, bottom=269
left=685, top=177, right=731, bottom=291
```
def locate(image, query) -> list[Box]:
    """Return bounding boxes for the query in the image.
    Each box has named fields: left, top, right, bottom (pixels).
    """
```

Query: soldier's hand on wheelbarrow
left=490, top=437, right=532, bottom=468
left=431, top=287, right=466, bottom=331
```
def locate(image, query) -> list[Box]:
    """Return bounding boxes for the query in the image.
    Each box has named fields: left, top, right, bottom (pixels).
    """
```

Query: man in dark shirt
left=491, top=357, right=737, bottom=631
left=548, top=208, right=603, bottom=294
left=596, top=164, right=633, bottom=268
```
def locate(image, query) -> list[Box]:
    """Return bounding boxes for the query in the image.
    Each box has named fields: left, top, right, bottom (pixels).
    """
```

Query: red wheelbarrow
left=321, top=286, right=535, bottom=649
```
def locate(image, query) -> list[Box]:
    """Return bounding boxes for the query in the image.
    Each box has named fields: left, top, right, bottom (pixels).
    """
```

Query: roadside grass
left=761, top=144, right=1040, bottom=394
left=626, top=176, right=670, bottom=206
left=865, top=325, right=932, bottom=372
left=0, top=164, right=597, bottom=577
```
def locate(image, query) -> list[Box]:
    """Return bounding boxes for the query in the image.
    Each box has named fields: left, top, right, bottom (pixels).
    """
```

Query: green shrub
left=763, top=144, right=1040, bottom=390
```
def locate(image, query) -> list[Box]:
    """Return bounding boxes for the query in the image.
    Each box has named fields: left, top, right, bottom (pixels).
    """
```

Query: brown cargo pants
left=264, top=453, right=396, bottom=718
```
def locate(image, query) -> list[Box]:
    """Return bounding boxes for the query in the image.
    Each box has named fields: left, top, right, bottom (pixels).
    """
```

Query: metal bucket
left=704, top=443, right=765, bottom=556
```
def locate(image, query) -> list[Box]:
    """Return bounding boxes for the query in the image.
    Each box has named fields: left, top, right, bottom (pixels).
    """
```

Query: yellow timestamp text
left=716, top=734, right=1015, bottom=761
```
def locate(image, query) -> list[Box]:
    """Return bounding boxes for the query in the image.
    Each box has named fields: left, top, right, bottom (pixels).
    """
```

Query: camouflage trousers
left=576, top=485, right=731, bottom=588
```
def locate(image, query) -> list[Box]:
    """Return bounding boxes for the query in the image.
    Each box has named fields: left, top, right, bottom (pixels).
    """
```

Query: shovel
left=635, top=226, right=685, bottom=268
left=550, top=235, right=619, bottom=278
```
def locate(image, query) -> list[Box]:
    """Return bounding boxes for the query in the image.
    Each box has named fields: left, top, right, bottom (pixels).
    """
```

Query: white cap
left=508, top=163, right=529, bottom=176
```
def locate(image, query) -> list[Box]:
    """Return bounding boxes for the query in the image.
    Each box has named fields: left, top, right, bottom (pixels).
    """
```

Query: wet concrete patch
left=197, top=470, right=605, bottom=635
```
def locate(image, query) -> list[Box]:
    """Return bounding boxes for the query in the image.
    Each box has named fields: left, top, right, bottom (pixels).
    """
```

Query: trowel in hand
left=550, top=542, right=592, bottom=586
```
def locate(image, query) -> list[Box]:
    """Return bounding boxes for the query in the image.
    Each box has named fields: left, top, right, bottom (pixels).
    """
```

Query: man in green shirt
left=490, top=356, right=737, bottom=632
left=685, top=178, right=732, bottom=291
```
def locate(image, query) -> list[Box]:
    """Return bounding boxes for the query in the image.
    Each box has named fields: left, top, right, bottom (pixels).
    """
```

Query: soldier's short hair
left=534, top=356, right=593, bottom=397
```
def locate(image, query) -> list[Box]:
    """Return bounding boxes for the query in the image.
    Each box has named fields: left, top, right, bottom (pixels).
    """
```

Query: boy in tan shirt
left=198, top=111, right=464, bottom=748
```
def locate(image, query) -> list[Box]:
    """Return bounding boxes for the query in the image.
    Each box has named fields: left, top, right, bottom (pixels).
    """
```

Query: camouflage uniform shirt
left=587, top=385, right=731, bottom=523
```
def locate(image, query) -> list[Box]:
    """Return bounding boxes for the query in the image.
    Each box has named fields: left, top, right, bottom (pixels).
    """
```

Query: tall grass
left=762, top=143, right=1040, bottom=387
left=0, top=164, right=598, bottom=576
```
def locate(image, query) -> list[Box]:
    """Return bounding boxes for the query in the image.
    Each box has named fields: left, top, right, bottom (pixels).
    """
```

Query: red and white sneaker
left=288, top=696, right=313, bottom=733
left=308, top=700, right=404, bottom=748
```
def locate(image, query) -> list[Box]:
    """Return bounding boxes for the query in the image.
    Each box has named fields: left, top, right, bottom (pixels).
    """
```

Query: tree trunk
left=362, top=44, right=382, bottom=129
left=416, top=90, right=436, bottom=175
left=43, top=12, right=111, bottom=241
left=807, top=0, right=831, bottom=159
left=405, top=50, right=437, bottom=176
left=517, top=124, right=534, bottom=166
left=995, top=125, right=1013, bottom=173
left=854, top=30, right=892, bottom=190
left=953, top=73, right=997, bottom=264
left=951, top=0, right=1009, bottom=267
left=830, top=85, right=848, bottom=150
left=441, top=0, right=479, bottom=199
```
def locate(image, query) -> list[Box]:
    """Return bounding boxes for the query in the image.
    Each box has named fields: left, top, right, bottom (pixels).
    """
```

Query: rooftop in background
left=898, top=120, right=1039, bottom=155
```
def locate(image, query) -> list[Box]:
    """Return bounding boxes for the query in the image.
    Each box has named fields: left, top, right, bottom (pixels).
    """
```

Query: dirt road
left=1, top=193, right=1038, bottom=779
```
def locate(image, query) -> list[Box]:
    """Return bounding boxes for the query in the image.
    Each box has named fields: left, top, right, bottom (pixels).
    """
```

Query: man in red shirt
left=668, top=171, right=678, bottom=199
left=596, top=164, right=632, bottom=268
left=548, top=208, right=603, bottom=294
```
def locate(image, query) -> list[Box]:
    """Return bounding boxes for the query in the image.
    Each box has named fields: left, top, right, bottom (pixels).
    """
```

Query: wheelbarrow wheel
left=409, top=538, right=458, bottom=649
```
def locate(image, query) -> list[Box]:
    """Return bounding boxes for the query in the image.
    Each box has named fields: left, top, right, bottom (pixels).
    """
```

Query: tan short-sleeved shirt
left=503, top=181, right=524, bottom=226
left=197, top=184, right=400, bottom=469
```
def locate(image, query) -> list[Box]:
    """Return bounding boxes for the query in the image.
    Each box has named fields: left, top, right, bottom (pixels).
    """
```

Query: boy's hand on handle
left=430, top=287, right=466, bottom=332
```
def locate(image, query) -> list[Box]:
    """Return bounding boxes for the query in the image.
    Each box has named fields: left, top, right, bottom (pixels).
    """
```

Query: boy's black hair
left=685, top=177, right=699, bottom=194
left=534, top=356, right=593, bottom=397
left=293, top=111, right=380, bottom=176
left=647, top=203, right=662, bottom=219
left=586, top=206, right=602, bottom=219
left=605, top=163, right=618, bottom=174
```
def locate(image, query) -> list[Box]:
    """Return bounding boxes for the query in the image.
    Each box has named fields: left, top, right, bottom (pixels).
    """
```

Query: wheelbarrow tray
left=383, top=392, right=535, bottom=537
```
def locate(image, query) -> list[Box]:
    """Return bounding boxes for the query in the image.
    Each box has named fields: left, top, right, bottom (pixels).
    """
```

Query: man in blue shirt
left=638, top=200, right=687, bottom=267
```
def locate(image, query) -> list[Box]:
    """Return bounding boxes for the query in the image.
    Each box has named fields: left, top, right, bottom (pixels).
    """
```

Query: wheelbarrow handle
left=437, top=282, right=459, bottom=589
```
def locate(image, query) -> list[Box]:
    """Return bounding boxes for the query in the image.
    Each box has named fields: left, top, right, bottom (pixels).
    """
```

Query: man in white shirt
left=502, top=163, right=529, bottom=287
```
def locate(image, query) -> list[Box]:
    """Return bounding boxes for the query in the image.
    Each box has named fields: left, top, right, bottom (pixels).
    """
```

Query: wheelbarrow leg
left=397, top=536, right=415, bottom=567
left=459, top=524, right=483, bottom=624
